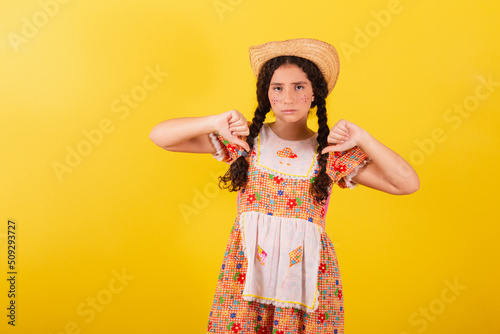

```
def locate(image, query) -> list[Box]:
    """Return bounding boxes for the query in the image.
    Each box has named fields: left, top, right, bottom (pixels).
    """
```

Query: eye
left=272, top=86, right=282, bottom=92
left=296, top=85, right=304, bottom=90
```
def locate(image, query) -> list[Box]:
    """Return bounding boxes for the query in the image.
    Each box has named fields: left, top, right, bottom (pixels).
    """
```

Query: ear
left=311, top=95, right=315, bottom=102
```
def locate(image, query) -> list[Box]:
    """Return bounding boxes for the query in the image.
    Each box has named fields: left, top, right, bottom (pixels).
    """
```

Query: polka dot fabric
left=207, top=124, right=369, bottom=333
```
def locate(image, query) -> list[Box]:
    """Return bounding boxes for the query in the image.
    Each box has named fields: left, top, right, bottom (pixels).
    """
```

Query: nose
left=283, top=88, right=294, bottom=104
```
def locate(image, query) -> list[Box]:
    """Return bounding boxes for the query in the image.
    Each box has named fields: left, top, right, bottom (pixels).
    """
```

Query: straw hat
left=249, top=38, right=340, bottom=95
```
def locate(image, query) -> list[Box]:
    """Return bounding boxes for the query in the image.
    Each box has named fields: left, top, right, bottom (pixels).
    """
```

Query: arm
left=322, top=120, right=420, bottom=195
left=149, top=110, right=250, bottom=153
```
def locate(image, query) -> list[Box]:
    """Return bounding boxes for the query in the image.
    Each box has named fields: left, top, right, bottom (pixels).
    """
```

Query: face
left=268, top=63, right=315, bottom=125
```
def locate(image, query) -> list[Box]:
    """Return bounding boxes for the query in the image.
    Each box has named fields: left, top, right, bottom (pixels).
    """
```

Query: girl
left=150, top=38, right=419, bottom=334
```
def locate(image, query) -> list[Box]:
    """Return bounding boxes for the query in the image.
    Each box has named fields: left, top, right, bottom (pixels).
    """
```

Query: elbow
left=399, top=175, right=420, bottom=195
left=149, top=128, right=160, bottom=146
left=149, top=127, right=169, bottom=149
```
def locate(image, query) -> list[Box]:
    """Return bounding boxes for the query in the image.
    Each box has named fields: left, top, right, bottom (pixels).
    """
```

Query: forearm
left=149, top=115, right=218, bottom=149
left=357, top=130, right=419, bottom=192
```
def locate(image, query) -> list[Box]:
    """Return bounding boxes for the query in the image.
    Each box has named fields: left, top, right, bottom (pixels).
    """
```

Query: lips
left=281, top=109, right=297, bottom=113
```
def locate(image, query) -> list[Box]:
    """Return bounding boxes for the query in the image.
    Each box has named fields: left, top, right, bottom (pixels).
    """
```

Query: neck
left=269, top=121, right=314, bottom=141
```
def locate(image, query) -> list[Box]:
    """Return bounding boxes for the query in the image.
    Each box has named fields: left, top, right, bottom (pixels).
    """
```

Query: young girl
left=150, top=38, right=419, bottom=334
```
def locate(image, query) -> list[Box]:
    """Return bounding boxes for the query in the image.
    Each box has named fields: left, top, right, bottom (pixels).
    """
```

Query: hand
left=214, top=110, right=250, bottom=152
left=321, top=119, right=366, bottom=154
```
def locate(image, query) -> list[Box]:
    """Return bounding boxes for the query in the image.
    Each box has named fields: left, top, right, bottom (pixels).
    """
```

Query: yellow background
left=1, top=0, right=499, bottom=333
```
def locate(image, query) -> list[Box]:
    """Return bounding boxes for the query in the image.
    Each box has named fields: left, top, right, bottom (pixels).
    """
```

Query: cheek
left=270, top=97, right=279, bottom=105
left=300, top=94, right=312, bottom=103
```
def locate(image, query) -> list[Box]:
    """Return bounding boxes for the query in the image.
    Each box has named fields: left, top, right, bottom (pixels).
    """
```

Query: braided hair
left=219, top=56, right=332, bottom=204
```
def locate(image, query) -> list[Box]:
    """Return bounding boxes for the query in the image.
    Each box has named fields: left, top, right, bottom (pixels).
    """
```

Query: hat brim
left=249, top=38, right=340, bottom=95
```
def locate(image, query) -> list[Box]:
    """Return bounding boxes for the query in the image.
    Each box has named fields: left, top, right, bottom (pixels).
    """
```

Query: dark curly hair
left=219, top=56, right=333, bottom=204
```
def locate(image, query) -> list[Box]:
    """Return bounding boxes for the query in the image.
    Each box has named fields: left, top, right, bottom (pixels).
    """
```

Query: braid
left=247, top=107, right=269, bottom=151
left=310, top=97, right=332, bottom=204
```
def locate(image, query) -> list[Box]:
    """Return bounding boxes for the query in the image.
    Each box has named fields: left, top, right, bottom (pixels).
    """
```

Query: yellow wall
left=1, top=0, right=499, bottom=333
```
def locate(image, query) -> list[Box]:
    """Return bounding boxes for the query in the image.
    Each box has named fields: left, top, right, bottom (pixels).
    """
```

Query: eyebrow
left=270, top=81, right=309, bottom=85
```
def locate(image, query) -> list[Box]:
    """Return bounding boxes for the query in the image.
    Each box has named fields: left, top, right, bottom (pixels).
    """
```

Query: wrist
left=209, top=113, right=223, bottom=134
left=356, top=129, right=373, bottom=149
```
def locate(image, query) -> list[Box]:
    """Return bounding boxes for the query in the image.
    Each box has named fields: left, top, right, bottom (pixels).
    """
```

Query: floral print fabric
left=207, top=123, right=370, bottom=333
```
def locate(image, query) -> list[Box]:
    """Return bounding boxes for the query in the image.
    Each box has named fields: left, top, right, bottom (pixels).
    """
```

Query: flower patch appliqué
left=289, top=246, right=303, bottom=266
left=257, top=245, right=267, bottom=265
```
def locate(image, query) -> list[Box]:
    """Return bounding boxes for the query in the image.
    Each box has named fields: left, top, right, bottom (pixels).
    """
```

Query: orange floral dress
left=207, top=123, right=370, bottom=334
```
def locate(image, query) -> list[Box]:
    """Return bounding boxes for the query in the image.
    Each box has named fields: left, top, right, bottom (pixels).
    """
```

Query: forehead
left=270, top=64, right=310, bottom=83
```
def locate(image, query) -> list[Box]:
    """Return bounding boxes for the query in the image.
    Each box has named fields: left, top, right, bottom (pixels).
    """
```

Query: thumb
left=321, top=143, right=349, bottom=154
left=227, top=135, right=250, bottom=152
